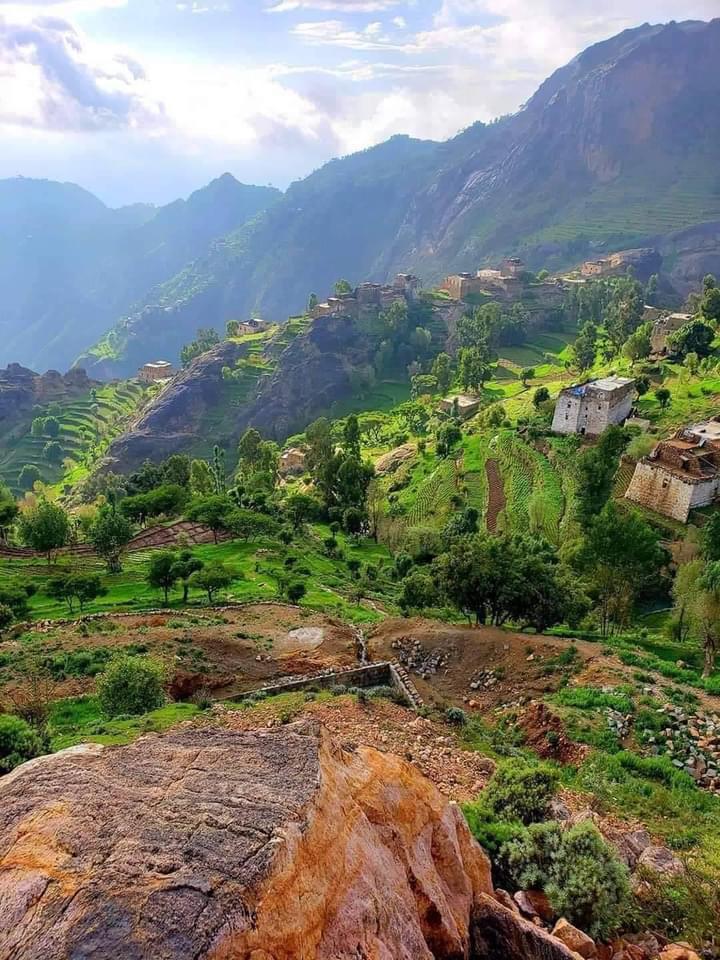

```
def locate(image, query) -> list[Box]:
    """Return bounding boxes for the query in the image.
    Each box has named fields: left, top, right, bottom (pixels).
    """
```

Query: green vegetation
left=96, top=655, right=166, bottom=718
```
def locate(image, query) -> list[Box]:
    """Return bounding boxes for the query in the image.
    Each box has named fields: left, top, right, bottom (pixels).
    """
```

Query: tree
left=532, top=386, right=550, bottom=409
left=696, top=562, right=720, bottom=676
left=162, top=454, right=191, bottom=488
left=170, top=551, right=204, bottom=603
left=237, top=428, right=264, bottom=476
left=189, top=459, right=214, bottom=496
left=580, top=502, right=663, bottom=637
left=334, top=279, right=352, bottom=295
left=572, top=322, right=597, bottom=371
left=226, top=319, right=240, bottom=337
left=87, top=506, right=133, bottom=573
left=120, top=484, right=188, bottom=525
left=226, top=507, right=277, bottom=540
left=0, top=581, right=32, bottom=620
left=284, top=492, right=320, bottom=530
left=31, top=417, right=45, bottom=437
left=400, top=571, right=439, bottom=612
left=18, top=464, right=41, bottom=492
left=43, top=440, right=63, bottom=464
left=634, top=374, right=650, bottom=397
left=459, top=347, right=491, bottom=393
left=685, top=351, right=700, bottom=375
left=147, top=550, right=180, bottom=603
left=47, top=573, right=106, bottom=614
left=0, top=714, right=44, bottom=774
left=0, top=483, right=18, bottom=543
left=431, top=353, right=453, bottom=394
left=189, top=563, right=234, bottom=603
left=186, top=494, right=234, bottom=543
left=410, top=373, right=438, bottom=399
left=19, top=500, right=69, bottom=564
left=655, top=386, right=671, bottom=410
left=701, top=285, right=720, bottom=323
left=286, top=581, right=306, bottom=604
left=180, top=327, right=220, bottom=368
left=43, top=416, right=60, bottom=438
left=97, top=656, right=165, bottom=717
left=667, top=319, right=715, bottom=359
left=622, top=327, right=651, bottom=365
left=520, top=367, right=535, bottom=386
left=307, top=292, right=318, bottom=313
left=343, top=414, right=361, bottom=459
left=575, top=425, right=631, bottom=528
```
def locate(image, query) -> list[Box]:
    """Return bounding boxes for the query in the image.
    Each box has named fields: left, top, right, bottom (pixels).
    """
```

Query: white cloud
left=267, top=0, right=402, bottom=12
left=0, top=15, right=164, bottom=130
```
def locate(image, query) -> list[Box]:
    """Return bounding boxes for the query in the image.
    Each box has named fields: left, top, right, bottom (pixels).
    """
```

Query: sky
left=0, top=0, right=717, bottom=206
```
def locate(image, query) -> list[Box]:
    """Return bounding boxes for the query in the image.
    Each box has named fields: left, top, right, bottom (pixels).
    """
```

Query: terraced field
left=0, top=382, right=146, bottom=494
left=493, top=431, right=565, bottom=541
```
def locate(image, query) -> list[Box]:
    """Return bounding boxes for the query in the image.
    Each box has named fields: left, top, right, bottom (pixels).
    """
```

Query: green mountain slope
left=79, top=19, right=720, bottom=380
left=0, top=176, right=280, bottom=372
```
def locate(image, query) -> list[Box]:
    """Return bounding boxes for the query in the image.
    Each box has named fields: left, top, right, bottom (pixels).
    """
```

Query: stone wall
left=552, top=384, right=634, bottom=436
left=625, top=460, right=718, bottom=522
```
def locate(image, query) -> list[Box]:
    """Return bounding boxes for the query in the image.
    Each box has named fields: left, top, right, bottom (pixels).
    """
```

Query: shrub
left=481, top=759, right=559, bottom=824
left=446, top=706, right=467, bottom=726
left=97, top=656, right=165, bottom=717
left=0, top=713, right=45, bottom=773
left=503, top=820, right=630, bottom=939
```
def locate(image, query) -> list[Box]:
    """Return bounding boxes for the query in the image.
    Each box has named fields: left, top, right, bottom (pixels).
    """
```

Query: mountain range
left=0, top=176, right=280, bottom=372
left=2, top=18, right=719, bottom=379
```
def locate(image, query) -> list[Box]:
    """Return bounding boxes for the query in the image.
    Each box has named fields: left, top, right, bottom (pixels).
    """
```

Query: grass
left=0, top=526, right=395, bottom=625
left=49, top=696, right=201, bottom=750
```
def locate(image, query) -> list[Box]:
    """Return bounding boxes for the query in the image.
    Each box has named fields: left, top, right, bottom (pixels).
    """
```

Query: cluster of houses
left=548, top=372, right=720, bottom=523
left=309, top=274, right=422, bottom=321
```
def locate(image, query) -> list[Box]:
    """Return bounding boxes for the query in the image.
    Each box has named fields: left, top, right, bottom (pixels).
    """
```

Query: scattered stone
left=637, top=844, right=685, bottom=877
left=659, top=945, right=702, bottom=960
left=513, top=889, right=554, bottom=922
left=551, top=918, right=597, bottom=958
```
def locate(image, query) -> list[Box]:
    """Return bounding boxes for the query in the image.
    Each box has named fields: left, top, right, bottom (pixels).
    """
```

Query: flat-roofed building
left=137, top=360, right=174, bottom=383
left=551, top=376, right=635, bottom=436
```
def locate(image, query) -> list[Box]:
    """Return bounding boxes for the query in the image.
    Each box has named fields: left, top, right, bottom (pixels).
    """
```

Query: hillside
left=0, top=175, right=280, bottom=372
left=78, top=18, right=720, bottom=379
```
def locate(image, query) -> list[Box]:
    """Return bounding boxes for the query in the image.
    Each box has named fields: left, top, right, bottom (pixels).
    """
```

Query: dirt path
left=485, top=458, right=505, bottom=533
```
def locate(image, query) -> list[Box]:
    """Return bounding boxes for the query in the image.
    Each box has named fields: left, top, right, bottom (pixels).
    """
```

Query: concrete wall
left=625, top=461, right=720, bottom=522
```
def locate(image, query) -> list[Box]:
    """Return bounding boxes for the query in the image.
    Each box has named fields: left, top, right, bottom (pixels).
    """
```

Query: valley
left=2, top=13, right=720, bottom=960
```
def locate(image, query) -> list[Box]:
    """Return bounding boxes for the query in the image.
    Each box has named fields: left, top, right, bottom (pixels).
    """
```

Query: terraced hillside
left=0, top=382, right=146, bottom=495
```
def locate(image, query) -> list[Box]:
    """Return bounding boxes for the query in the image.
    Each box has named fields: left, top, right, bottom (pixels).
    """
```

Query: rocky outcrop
left=0, top=722, right=586, bottom=960
left=103, top=339, right=247, bottom=470
left=0, top=363, right=96, bottom=430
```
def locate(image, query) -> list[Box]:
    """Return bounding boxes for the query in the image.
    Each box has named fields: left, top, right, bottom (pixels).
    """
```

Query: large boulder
left=0, top=722, right=497, bottom=959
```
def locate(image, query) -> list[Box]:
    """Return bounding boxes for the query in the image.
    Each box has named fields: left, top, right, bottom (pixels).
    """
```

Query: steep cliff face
left=103, top=339, right=247, bottom=470
left=0, top=364, right=95, bottom=432
left=0, top=722, right=580, bottom=960
left=81, top=19, right=720, bottom=379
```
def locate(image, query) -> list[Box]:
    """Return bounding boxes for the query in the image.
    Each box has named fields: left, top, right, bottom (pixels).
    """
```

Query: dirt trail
left=485, top=459, right=505, bottom=533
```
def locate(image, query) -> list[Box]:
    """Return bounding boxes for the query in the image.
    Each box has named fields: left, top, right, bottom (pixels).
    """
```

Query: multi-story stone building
left=137, top=361, right=174, bottom=383
left=625, top=420, right=720, bottom=522
left=551, top=376, right=635, bottom=436
left=310, top=274, right=421, bottom=321
left=649, top=312, right=693, bottom=356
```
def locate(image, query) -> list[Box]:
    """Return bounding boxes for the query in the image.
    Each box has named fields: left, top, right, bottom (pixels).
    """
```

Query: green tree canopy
left=19, top=499, right=69, bottom=564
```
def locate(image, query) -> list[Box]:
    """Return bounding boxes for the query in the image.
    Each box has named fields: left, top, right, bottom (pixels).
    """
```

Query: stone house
left=649, top=313, right=693, bottom=356
left=236, top=318, right=271, bottom=336
left=310, top=274, right=421, bottom=321
left=551, top=376, right=635, bottom=436
left=580, top=258, right=613, bottom=277
left=279, top=447, right=307, bottom=476
left=439, top=394, right=482, bottom=420
left=625, top=420, right=720, bottom=522
left=137, top=360, right=174, bottom=383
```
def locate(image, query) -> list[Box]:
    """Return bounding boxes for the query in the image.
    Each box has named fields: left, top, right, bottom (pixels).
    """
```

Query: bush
left=446, top=706, right=467, bottom=726
left=503, top=820, right=630, bottom=939
left=0, top=713, right=45, bottom=773
left=97, top=656, right=165, bottom=717
left=481, top=759, right=559, bottom=825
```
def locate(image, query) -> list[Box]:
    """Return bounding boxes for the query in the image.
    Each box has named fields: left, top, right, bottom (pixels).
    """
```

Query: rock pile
left=644, top=705, right=720, bottom=792
left=469, top=668, right=500, bottom=691
left=391, top=636, right=455, bottom=678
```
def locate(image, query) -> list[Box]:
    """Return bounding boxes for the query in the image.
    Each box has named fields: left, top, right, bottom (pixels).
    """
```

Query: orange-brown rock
left=659, top=946, right=702, bottom=960
left=552, top=918, right=597, bottom=958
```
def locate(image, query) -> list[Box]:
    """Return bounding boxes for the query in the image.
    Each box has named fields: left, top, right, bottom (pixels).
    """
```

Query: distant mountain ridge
left=0, top=175, right=280, bottom=372
left=76, top=17, right=720, bottom=379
